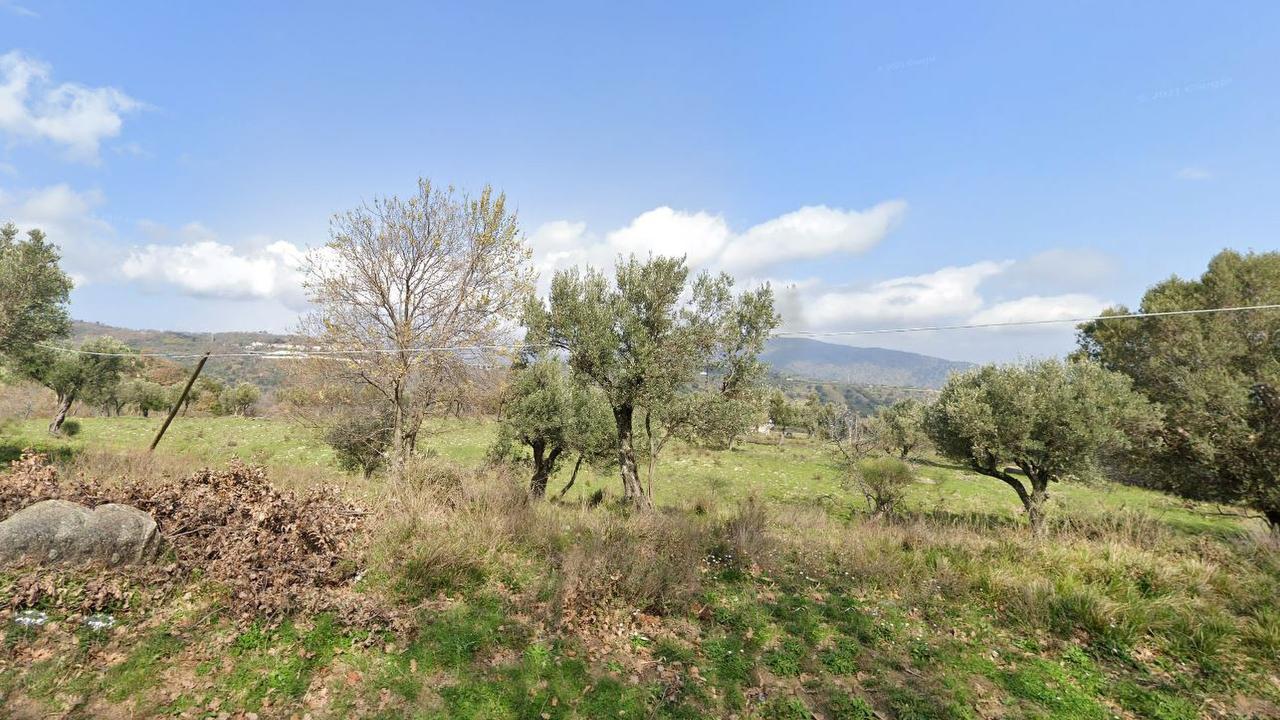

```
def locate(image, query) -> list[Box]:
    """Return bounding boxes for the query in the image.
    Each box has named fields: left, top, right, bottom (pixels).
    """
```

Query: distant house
left=756, top=421, right=774, bottom=434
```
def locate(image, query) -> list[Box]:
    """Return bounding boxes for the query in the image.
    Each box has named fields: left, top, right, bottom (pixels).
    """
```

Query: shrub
left=554, top=511, right=709, bottom=622
left=323, top=409, right=392, bottom=478
left=372, top=464, right=536, bottom=601
left=850, top=456, right=914, bottom=517
left=710, top=495, right=771, bottom=571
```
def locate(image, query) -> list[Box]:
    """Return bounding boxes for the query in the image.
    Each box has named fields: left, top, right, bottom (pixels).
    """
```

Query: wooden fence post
left=149, top=352, right=210, bottom=452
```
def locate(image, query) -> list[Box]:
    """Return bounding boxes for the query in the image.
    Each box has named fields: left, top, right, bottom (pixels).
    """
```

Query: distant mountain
left=66, top=323, right=969, bottom=402
left=761, top=337, right=971, bottom=389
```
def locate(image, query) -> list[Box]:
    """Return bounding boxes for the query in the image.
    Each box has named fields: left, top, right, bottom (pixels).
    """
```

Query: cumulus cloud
left=795, top=261, right=1011, bottom=329
left=0, top=182, right=120, bottom=282
left=720, top=202, right=906, bottom=272
left=0, top=50, right=143, bottom=162
left=967, top=293, right=1110, bottom=325
left=528, top=200, right=906, bottom=287
left=120, top=225, right=309, bottom=309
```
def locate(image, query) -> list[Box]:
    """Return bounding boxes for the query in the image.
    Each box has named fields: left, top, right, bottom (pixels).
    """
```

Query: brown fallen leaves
left=2, top=451, right=387, bottom=623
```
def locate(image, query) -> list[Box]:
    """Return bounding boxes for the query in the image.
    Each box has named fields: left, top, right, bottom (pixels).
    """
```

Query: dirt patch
left=1, top=452, right=389, bottom=624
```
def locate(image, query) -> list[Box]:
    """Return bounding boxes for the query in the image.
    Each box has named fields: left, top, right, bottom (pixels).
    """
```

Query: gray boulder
left=0, top=499, right=163, bottom=566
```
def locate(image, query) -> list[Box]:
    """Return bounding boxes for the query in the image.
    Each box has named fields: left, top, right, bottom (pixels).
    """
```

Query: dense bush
left=324, top=408, right=393, bottom=478
left=849, top=456, right=914, bottom=517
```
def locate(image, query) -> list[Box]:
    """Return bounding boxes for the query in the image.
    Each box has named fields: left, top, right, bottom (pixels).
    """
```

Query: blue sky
left=1, top=1, right=1277, bottom=361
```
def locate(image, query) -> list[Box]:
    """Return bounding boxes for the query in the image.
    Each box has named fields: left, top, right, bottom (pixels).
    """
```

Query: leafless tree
left=302, top=179, right=533, bottom=477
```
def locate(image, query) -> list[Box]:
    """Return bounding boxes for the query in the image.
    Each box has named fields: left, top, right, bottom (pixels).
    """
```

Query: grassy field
left=2, top=414, right=1278, bottom=719
left=0, top=414, right=1245, bottom=536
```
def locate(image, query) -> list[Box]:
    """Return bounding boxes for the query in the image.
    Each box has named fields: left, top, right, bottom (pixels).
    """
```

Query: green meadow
left=2, top=414, right=1277, bottom=719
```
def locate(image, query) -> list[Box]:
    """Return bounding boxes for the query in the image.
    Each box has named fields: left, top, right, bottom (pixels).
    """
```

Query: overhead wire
left=30, top=302, right=1280, bottom=360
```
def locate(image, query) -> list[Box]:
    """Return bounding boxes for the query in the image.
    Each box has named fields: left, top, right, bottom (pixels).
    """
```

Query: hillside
left=762, top=337, right=971, bottom=389
left=66, top=323, right=967, bottom=408
left=70, top=320, right=301, bottom=389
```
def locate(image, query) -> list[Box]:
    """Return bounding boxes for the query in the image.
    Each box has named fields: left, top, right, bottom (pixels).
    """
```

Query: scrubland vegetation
left=2, top=416, right=1278, bottom=718
left=3, top=192, right=1280, bottom=718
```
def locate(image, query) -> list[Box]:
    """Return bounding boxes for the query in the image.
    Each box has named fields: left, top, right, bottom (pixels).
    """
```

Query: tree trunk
left=49, top=392, right=75, bottom=435
left=391, top=382, right=407, bottom=481
left=1025, top=470, right=1051, bottom=536
left=557, top=454, right=585, bottom=500
left=1026, top=488, right=1048, bottom=535
left=645, top=410, right=656, bottom=499
left=614, top=404, right=650, bottom=509
left=1264, top=507, right=1280, bottom=535
left=529, top=440, right=562, bottom=499
left=980, top=463, right=1045, bottom=534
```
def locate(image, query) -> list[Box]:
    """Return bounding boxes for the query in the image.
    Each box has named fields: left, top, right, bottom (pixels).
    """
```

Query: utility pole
left=149, top=352, right=210, bottom=452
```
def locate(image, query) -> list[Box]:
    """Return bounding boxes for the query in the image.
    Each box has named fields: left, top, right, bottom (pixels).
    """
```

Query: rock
left=0, top=499, right=163, bottom=566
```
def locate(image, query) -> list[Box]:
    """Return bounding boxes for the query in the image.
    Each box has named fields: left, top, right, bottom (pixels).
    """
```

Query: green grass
left=2, top=413, right=1276, bottom=718
left=1, top=414, right=1250, bottom=537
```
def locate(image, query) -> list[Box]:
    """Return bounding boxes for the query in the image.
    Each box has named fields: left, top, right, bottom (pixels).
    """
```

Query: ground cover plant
left=2, top=412, right=1278, bottom=719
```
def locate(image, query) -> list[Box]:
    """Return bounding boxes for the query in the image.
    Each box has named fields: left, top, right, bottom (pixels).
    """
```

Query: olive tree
left=490, top=354, right=615, bottom=498
left=217, top=382, right=261, bottom=417
left=1078, top=250, right=1280, bottom=531
left=303, top=179, right=533, bottom=477
left=0, top=224, right=73, bottom=358
left=524, top=255, right=776, bottom=509
left=13, top=338, right=134, bottom=433
left=924, top=358, right=1158, bottom=533
left=325, top=407, right=394, bottom=478
left=119, top=378, right=170, bottom=417
left=637, top=279, right=778, bottom=487
left=871, top=398, right=928, bottom=458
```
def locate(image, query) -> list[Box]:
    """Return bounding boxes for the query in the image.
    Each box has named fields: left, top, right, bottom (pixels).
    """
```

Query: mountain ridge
left=761, top=337, right=971, bottom=389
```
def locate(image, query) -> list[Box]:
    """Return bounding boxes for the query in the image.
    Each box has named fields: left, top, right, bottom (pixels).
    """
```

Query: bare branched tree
left=302, top=179, right=533, bottom=477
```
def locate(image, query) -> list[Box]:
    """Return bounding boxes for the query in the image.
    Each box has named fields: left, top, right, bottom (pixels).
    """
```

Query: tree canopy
left=1078, top=249, right=1280, bottom=530
left=491, top=354, right=615, bottom=498
left=524, top=255, right=777, bottom=509
left=925, top=358, right=1158, bottom=532
left=0, top=223, right=73, bottom=357
left=303, top=179, right=533, bottom=476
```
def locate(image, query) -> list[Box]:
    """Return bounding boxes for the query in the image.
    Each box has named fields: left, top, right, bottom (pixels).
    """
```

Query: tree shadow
left=912, top=457, right=973, bottom=474
left=0, top=441, right=78, bottom=465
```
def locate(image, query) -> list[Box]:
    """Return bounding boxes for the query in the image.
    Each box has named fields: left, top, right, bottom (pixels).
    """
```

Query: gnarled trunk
left=529, top=439, right=562, bottom=499
left=615, top=404, right=650, bottom=510
left=49, top=392, right=75, bottom=435
left=1026, top=487, right=1049, bottom=535
left=979, top=461, right=1050, bottom=535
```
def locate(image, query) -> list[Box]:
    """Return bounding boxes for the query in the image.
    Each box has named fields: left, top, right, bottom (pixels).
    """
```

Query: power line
left=33, top=342, right=547, bottom=359
left=31, top=302, right=1280, bottom=359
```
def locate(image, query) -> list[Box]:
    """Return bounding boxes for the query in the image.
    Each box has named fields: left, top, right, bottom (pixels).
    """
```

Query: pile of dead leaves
left=1, top=452, right=376, bottom=621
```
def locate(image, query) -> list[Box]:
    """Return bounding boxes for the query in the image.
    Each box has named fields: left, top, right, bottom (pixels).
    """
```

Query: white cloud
left=120, top=227, right=310, bottom=309
left=0, top=1, right=38, bottom=18
left=967, top=293, right=1110, bottom=326
left=796, top=261, right=1010, bottom=329
left=0, top=182, right=120, bottom=281
left=528, top=200, right=907, bottom=288
left=1175, top=166, right=1212, bottom=181
left=0, top=50, right=143, bottom=162
left=721, top=202, right=906, bottom=272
